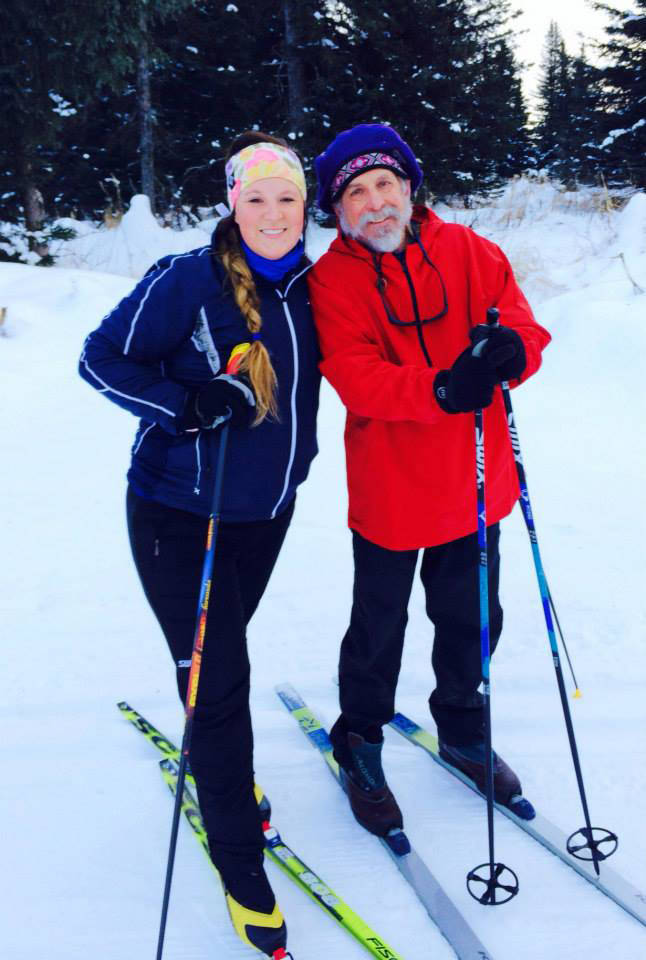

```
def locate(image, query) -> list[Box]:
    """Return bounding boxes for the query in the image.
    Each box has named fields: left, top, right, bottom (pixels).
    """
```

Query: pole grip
left=486, top=306, right=500, bottom=327
left=471, top=306, right=500, bottom=357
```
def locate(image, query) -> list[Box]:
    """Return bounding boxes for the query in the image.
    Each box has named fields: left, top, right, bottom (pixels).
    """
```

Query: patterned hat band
left=330, top=152, right=408, bottom=202
left=225, top=142, right=306, bottom=210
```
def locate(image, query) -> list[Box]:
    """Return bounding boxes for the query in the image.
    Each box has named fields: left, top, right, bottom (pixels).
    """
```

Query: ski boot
left=439, top=739, right=535, bottom=820
left=222, top=863, right=290, bottom=958
left=331, top=720, right=404, bottom=839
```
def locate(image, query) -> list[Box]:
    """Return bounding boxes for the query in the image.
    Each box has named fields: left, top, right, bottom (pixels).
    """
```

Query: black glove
left=434, top=346, right=498, bottom=414
left=470, top=324, right=526, bottom=382
left=191, top=374, right=256, bottom=429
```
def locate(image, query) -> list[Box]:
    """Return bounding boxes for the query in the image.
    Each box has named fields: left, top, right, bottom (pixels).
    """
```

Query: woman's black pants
left=337, top=525, right=503, bottom=747
left=126, top=487, right=293, bottom=880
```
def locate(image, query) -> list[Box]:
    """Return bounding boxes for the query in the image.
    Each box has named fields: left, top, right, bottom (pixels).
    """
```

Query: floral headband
left=225, top=143, right=306, bottom=209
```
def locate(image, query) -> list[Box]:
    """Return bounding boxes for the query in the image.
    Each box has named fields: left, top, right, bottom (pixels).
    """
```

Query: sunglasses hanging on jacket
left=372, top=223, right=448, bottom=368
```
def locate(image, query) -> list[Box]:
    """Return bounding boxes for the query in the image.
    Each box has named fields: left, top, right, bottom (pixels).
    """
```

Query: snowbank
left=38, top=180, right=646, bottom=313
left=615, top=191, right=646, bottom=255
left=436, top=179, right=646, bottom=306
left=50, top=194, right=212, bottom=277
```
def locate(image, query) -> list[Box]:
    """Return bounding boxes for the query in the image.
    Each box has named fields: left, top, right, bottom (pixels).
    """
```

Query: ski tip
left=274, top=683, right=305, bottom=711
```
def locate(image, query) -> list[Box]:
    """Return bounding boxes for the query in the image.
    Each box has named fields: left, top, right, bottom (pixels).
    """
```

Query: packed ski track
left=1, top=180, right=645, bottom=959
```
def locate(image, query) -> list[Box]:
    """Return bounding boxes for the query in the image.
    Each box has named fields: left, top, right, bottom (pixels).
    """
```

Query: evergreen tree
left=0, top=1, right=89, bottom=233
left=534, top=24, right=606, bottom=185
left=446, top=0, right=531, bottom=188
left=535, top=21, right=572, bottom=178
left=462, top=34, right=531, bottom=187
left=567, top=47, right=604, bottom=183
left=0, top=0, right=535, bottom=223
left=593, top=1, right=646, bottom=186
left=151, top=0, right=285, bottom=210
left=309, top=0, right=529, bottom=199
left=0, top=0, right=193, bottom=226
left=141, top=0, right=337, bottom=209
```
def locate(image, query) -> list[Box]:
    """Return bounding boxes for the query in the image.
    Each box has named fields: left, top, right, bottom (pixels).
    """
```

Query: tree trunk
left=22, top=158, right=49, bottom=259
left=282, top=0, right=306, bottom=132
left=137, top=3, right=155, bottom=212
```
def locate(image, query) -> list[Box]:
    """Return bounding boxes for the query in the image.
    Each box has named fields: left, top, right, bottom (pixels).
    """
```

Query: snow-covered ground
left=1, top=180, right=645, bottom=959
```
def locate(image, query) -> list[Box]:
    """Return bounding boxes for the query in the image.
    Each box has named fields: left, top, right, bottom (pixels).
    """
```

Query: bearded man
left=309, top=123, right=551, bottom=838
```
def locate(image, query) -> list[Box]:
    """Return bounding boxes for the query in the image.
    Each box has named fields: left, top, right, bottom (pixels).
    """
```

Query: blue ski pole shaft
left=466, top=317, right=519, bottom=904
left=156, top=420, right=231, bottom=958
left=547, top=585, right=581, bottom=696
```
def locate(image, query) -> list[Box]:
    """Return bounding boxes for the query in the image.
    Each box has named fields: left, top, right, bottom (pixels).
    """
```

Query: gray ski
left=276, top=683, right=496, bottom=960
left=389, top=710, right=646, bottom=928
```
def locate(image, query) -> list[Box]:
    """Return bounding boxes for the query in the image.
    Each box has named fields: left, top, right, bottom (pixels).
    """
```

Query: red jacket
left=309, top=207, right=551, bottom=550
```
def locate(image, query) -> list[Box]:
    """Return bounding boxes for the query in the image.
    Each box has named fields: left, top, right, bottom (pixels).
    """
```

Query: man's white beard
left=337, top=197, right=413, bottom=253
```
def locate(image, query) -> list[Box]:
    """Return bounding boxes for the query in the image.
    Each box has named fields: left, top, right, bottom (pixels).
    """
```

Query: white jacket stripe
left=133, top=422, right=156, bottom=455
left=80, top=355, right=177, bottom=418
left=124, top=250, right=208, bottom=355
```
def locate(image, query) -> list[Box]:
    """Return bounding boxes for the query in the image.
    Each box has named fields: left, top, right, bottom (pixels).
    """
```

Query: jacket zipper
left=397, top=256, right=433, bottom=368
left=267, top=264, right=312, bottom=519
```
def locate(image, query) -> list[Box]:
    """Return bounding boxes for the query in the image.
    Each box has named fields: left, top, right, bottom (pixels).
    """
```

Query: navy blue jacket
left=79, top=243, right=320, bottom=521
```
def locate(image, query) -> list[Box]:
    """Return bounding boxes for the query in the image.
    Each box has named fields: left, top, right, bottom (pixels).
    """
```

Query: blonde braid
left=217, top=216, right=278, bottom=424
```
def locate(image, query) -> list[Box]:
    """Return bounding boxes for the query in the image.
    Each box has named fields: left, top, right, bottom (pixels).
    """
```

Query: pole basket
left=567, top=826, right=618, bottom=864
left=467, top=862, right=519, bottom=905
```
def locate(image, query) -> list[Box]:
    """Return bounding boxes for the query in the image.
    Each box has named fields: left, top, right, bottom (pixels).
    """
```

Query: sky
left=513, top=0, right=636, bottom=107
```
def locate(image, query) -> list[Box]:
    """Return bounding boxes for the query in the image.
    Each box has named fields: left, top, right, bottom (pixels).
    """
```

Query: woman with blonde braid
left=79, top=132, right=319, bottom=958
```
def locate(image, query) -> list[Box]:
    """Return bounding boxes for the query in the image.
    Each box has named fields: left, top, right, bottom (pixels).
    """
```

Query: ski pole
left=547, top=586, right=582, bottom=697
left=156, top=345, right=251, bottom=959
left=465, top=321, right=519, bottom=906
left=481, top=308, right=581, bottom=695
left=483, top=306, right=617, bottom=874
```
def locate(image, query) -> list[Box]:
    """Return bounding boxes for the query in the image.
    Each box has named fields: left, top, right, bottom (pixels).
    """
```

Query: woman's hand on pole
left=194, top=375, right=256, bottom=429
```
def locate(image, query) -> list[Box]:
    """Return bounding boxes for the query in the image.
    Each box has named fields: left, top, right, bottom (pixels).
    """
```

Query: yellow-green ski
left=119, top=701, right=406, bottom=960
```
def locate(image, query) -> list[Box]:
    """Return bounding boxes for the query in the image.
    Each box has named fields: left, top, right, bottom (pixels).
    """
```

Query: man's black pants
left=338, top=525, right=503, bottom=747
left=126, top=487, right=294, bottom=879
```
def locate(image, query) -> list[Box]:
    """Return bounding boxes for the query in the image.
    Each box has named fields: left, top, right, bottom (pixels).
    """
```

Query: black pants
left=337, top=525, right=503, bottom=747
left=126, top=486, right=294, bottom=878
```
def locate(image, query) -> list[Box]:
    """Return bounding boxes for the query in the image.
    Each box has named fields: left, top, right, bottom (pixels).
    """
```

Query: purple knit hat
left=315, top=123, right=423, bottom=215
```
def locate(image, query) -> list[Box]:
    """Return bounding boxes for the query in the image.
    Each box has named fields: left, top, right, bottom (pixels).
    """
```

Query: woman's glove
left=184, top=374, right=256, bottom=430
left=471, top=325, right=526, bottom=382
left=434, top=347, right=498, bottom=414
